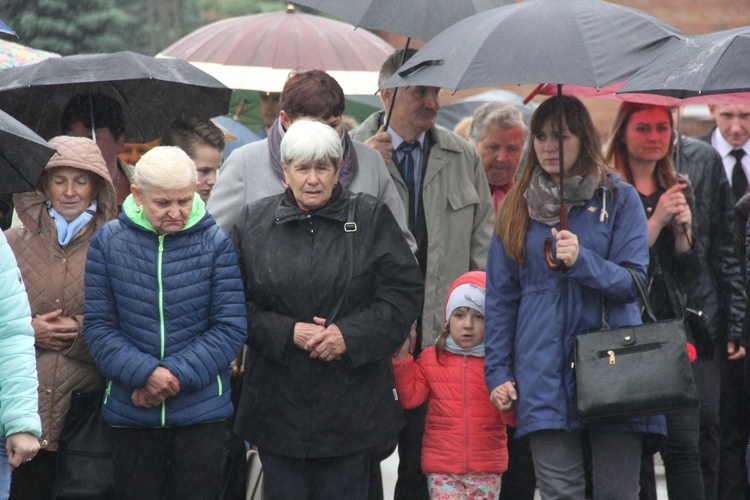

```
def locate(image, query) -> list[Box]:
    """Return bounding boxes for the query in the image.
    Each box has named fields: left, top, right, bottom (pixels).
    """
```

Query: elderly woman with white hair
left=469, top=102, right=528, bottom=212
left=232, top=120, right=423, bottom=500
left=83, top=146, right=247, bottom=500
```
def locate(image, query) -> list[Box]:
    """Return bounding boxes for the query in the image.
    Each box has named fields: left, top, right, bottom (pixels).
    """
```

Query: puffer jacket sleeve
left=392, top=354, right=430, bottom=410
left=334, top=201, right=424, bottom=367
left=84, top=226, right=160, bottom=389
left=566, top=184, right=648, bottom=303
left=159, top=231, right=247, bottom=390
left=0, top=232, right=41, bottom=438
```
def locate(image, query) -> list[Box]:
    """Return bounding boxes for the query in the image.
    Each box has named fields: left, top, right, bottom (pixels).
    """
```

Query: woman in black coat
left=232, top=120, right=424, bottom=500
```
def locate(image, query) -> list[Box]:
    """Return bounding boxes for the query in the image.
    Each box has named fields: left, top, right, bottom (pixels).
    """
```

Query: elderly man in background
left=352, top=48, right=494, bottom=500
left=469, top=102, right=527, bottom=212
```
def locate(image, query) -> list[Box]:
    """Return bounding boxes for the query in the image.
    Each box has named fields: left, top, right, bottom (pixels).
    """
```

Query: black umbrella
left=0, top=108, right=55, bottom=194
left=0, top=51, right=232, bottom=143
left=291, top=0, right=515, bottom=43
left=291, top=0, right=515, bottom=129
left=383, top=0, right=683, bottom=269
left=617, top=26, right=750, bottom=101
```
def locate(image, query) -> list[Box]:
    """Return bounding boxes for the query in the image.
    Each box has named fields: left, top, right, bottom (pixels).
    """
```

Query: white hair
left=135, top=146, right=196, bottom=190
left=281, top=120, right=342, bottom=168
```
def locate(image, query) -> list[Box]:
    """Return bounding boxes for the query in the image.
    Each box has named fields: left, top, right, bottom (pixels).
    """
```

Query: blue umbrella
left=0, top=20, right=15, bottom=36
left=212, top=115, right=261, bottom=161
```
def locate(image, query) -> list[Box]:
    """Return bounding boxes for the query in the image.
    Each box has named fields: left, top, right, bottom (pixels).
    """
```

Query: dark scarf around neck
left=268, top=118, right=358, bottom=187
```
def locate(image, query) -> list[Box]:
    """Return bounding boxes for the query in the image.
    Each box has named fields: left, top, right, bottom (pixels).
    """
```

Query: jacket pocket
left=447, top=188, right=480, bottom=211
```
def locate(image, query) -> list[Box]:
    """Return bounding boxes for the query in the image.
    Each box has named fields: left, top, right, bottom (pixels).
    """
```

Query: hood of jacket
left=13, top=135, right=117, bottom=234
left=121, top=191, right=205, bottom=234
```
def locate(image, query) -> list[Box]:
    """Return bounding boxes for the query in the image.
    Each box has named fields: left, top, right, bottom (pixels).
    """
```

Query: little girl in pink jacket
left=392, top=271, right=511, bottom=500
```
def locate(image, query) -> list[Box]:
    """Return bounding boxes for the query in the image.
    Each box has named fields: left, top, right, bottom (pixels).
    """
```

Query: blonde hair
left=135, top=146, right=196, bottom=191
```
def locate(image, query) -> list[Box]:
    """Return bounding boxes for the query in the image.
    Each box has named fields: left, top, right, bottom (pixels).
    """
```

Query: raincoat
left=484, top=174, right=666, bottom=438
left=232, top=188, right=423, bottom=458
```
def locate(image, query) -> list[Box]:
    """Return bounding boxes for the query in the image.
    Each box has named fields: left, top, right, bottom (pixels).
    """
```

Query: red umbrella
left=157, top=5, right=394, bottom=94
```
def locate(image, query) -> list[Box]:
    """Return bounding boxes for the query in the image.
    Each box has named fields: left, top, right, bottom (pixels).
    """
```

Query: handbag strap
left=602, top=267, right=657, bottom=328
left=326, top=193, right=360, bottom=327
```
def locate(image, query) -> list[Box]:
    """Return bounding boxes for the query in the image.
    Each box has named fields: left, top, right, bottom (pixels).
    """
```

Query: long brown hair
left=495, top=95, right=612, bottom=265
left=604, top=102, right=676, bottom=189
left=434, top=324, right=450, bottom=364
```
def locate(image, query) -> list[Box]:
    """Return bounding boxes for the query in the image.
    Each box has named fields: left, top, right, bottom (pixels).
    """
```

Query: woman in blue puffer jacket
left=83, top=146, right=246, bottom=500
left=484, top=96, right=666, bottom=499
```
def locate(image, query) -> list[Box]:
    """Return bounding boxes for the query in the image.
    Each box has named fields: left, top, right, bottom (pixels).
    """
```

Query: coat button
left=44, top=389, right=51, bottom=395
left=54, top=299, right=60, bottom=304
left=40, top=439, right=48, bottom=447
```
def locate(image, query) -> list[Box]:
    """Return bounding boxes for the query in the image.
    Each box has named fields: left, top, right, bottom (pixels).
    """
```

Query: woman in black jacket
left=606, top=102, right=702, bottom=500
left=232, top=120, right=424, bottom=500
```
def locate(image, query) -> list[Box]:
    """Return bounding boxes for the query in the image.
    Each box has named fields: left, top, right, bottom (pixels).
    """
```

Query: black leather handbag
left=53, top=390, right=114, bottom=499
left=574, top=268, right=699, bottom=424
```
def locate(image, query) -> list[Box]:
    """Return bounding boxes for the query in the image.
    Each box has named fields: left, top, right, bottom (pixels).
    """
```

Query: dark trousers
left=696, top=352, right=721, bottom=500
left=9, top=449, right=56, bottom=500
left=258, top=448, right=370, bottom=500
left=718, top=355, right=750, bottom=499
left=640, top=408, right=704, bottom=500
left=393, top=403, right=429, bottom=500
left=110, top=420, right=226, bottom=500
left=499, top=425, right=536, bottom=500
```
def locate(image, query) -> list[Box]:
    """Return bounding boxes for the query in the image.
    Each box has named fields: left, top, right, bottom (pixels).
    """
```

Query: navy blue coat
left=83, top=196, right=247, bottom=427
left=485, top=175, right=666, bottom=438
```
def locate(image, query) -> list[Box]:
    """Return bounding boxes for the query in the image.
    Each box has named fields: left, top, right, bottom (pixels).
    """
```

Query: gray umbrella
left=382, top=0, right=683, bottom=269
left=291, top=0, right=515, bottom=42
left=0, top=51, right=232, bottom=143
left=617, top=26, right=750, bottom=101
left=383, top=0, right=683, bottom=91
left=0, top=109, right=55, bottom=194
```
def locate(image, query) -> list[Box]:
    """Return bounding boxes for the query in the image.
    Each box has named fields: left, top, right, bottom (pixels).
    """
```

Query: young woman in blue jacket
left=484, top=96, right=666, bottom=498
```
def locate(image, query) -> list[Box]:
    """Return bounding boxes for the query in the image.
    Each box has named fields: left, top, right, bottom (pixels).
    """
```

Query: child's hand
left=394, top=339, right=410, bottom=359
left=490, top=381, right=517, bottom=411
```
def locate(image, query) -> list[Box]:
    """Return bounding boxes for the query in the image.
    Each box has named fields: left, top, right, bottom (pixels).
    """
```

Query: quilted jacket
left=83, top=194, right=247, bottom=427
left=5, top=136, right=116, bottom=451
left=392, top=346, right=509, bottom=474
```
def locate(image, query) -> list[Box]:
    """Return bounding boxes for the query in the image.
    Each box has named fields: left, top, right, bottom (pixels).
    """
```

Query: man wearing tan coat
left=351, top=48, right=494, bottom=500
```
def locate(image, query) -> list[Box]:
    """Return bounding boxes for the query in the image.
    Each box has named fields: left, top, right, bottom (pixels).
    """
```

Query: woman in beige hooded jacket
left=5, top=135, right=116, bottom=499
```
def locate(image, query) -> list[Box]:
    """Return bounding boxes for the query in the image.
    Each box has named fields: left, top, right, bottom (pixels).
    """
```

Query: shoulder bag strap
left=602, top=267, right=657, bottom=329
left=326, top=193, right=359, bottom=327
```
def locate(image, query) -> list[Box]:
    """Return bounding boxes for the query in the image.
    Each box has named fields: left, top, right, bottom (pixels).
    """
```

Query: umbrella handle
left=544, top=205, right=568, bottom=271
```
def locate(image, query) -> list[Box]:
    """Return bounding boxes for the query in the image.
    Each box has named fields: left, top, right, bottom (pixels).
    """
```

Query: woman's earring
left=135, top=206, right=141, bottom=213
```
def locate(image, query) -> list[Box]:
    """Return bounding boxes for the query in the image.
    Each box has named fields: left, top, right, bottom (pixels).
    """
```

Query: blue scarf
left=48, top=200, right=97, bottom=247
left=443, top=336, right=485, bottom=357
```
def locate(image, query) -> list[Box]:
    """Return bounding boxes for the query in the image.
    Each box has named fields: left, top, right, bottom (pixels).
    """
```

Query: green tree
left=0, top=0, right=135, bottom=55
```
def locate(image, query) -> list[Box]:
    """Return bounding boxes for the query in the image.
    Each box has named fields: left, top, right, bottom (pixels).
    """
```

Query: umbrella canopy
left=383, top=0, right=683, bottom=92
left=291, top=0, right=515, bottom=42
left=437, top=89, right=538, bottom=130
left=211, top=115, right=261, bottom=160
left=0, top=20, right=14, bottom=36
left=0, top=51, right=232, bottom=143
left=617, top=26, right=750, bottom=103
left=0, top=109, right=55, bottom=194
left=157, top=7, right=395, bottom=95
left=0, top=39, right=60, bottom=69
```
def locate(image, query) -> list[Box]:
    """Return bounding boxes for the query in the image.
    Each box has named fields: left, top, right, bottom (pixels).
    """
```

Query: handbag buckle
left=344, top=222, right=357, bottom=232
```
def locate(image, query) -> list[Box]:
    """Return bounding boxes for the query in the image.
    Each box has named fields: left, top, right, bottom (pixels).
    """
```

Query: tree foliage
left=0, top=0, right=287, bottom=56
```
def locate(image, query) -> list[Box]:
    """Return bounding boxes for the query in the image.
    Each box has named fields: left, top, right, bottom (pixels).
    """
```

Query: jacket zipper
left=158, top=234, right=166, bottom=427
left=463, top=356, right=469, bottom=472
left=596, top=342, right=663, bottom=364
left=104, top=380, right=112, bottom=405
left=562, top=274, right=573, bottom=429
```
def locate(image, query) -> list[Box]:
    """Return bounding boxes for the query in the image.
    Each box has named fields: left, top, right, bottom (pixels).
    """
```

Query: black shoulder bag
left=574, top=267, right=699, bottom=424
left=326, top=193, right=359, bottom=327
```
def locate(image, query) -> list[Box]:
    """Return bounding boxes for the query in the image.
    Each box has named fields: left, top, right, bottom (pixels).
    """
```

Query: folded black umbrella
left=0, top=51, right=232, bottom=143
